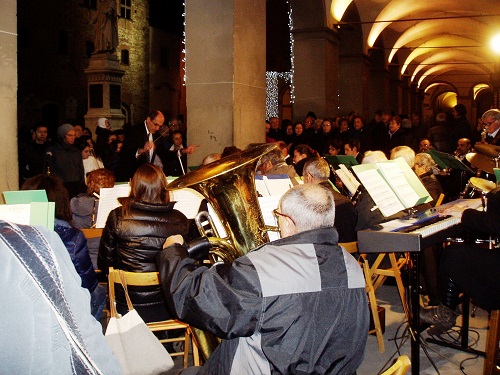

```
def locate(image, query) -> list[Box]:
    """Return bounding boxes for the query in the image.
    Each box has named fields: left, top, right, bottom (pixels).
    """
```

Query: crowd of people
left=18, top=111, right=197, bottom=199
left=6, top=106, right=500, bottom=374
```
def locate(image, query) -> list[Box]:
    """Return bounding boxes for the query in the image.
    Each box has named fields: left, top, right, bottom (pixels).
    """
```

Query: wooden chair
left=107, top=267, right=200, bottom=368
left=484, top=309, right=500, bottom=375
left=340, top=241, right=385, bottom=353
left=380, top=355, right=411, bottom=375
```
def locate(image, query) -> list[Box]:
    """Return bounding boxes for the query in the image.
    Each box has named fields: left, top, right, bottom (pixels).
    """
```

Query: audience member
left=452, top=104, right=472, bottom=144
left=0, top=221, right=121, bottom=374
left=303, top=157, right=357, bottom=242
left=49, top=123, right=86, bottom=198
left=76, top=135, right=104, bottom=178
left=267, top=116, right=283, bottom=141
left=21, top=174, right=106, bottom=320
left=426, top=113, right=455, bottom=153
left=98, top=163, right=191, bottom=322
left=157, top=183, right=368, bottom=374
left=20, top=122, right=51, bottom=182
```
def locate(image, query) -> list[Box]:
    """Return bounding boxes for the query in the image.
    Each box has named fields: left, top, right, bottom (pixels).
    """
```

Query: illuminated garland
left=266, top=71, right=292, bottom=118
left=182, top=1, right=186, bottom=85
left=265, top=0, right=295, bottom=119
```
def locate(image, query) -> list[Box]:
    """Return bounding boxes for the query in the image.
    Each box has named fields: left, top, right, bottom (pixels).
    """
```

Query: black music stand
left=426, top=149, right=475, bottom=175
left=324, top=155, right=358, bottom=169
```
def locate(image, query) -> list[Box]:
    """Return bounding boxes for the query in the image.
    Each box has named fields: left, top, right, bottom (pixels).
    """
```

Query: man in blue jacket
left=157, top=183, right=369, bottom=374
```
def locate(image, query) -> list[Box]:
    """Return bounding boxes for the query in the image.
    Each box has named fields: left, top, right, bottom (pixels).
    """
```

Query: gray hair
left=390, top=146, right=415, bottom=167
left=414, top=153, right=435, bottom=172
left=280, top=184, right=335, bottom=232
left=362, top=150, right=387, bottom=164
left=303, top=157, right=330, bottom=182
left=260, top=149, right=285, bottom=165
left=482, top=109, right=500, bottom=121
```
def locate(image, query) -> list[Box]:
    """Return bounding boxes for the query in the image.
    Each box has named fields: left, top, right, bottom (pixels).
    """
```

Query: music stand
left=324, top=155, right=358, bottom=169
left=426, top=149, right=475, bottom=175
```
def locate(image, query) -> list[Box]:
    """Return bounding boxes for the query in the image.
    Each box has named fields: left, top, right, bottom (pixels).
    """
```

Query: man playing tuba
left=157, top=183, right=368, bottom=374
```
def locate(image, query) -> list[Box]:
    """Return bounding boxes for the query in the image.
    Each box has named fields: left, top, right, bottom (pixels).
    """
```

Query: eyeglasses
left=483, top=120, right=496, bottom=127
left=272, top=208, right=296, bottom=227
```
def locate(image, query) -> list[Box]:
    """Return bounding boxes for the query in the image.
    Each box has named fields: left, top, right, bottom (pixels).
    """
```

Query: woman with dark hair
left=292, top=144, right=316, bottom=176
left=21, top=174, right=106, bottom=320
left=75, top=136, right=104, bottom=178
left=98, top=163, right=191, bottom=322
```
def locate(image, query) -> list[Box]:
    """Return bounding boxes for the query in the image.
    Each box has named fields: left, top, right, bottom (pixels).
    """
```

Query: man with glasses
left=157, top=183, right=369, bottom=375
left=117, top=109, right=165, bottom=181
left=480, top=109, right=500, bottom=145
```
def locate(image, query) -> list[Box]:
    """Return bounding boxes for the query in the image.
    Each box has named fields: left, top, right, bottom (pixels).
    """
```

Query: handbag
left=105, top=271, right=174, bottom=375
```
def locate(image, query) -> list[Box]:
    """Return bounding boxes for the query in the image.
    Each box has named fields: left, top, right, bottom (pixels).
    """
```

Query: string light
left=265, top=0, right=295, bottom=119
left=182, top=1, right=186, bottom=85
left=266, top=72, right=292, bottom=118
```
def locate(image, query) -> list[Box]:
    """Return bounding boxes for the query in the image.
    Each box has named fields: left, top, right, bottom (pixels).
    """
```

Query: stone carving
left=94, top=0, right=118, bottom=53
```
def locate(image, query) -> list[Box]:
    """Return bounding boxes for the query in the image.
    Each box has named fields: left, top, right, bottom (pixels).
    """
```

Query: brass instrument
left=166, top=143, right=278, bottom=359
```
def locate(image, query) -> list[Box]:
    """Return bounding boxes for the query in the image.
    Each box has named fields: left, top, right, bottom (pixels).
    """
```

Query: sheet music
left=354, top=168, right=405, bottom=217
left=0, top=204, right=31, bottom=225
left=95, top=184, right=131, bottom=228
left=377, top=162, right=420, bottom=207
left=263, top=176, right=293, bottom=196
left=258, top=195, right=281, bottom=242
left=170, top=188, right=205, bottom=219
left=254, top=176, right=293, bottom=197
left=254, top=178, right=269, bottom=197
left=336, top=164, right=360, bottom=195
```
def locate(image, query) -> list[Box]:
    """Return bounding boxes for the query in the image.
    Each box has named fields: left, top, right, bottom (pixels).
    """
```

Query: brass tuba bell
left=167, top=143, right=278, bottom=259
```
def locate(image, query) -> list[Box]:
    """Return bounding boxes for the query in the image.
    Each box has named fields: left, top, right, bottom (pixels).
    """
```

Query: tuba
left=166, top=143, right=278, bottom=359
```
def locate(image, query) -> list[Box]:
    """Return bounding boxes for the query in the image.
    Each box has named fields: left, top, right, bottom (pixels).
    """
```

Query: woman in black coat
left=98, top=163, right=191, bottom=322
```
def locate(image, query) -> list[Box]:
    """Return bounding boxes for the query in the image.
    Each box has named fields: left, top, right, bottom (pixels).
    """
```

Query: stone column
left=0, top=0, right=18, bottom=195
left=185, top=0, right=266, bottom=166
left=84, top=53, right=126, bottom=134
left=292, top=27, right=339, bottom=119
left=338, top=53, right=370, bottom=118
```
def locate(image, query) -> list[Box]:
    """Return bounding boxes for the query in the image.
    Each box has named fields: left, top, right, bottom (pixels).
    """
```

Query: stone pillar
left=368, top=48, right=389, bottom=115
left=338, top=53, right=370, bottom=118
left=388, top=64, right=402, bottom=114
left=84, top=53, right=126, bottom=134
left=184, top=0, right=266, bottom=166
left=0, top=0, right=18, bottom=196
left=292, top=27, right=339, bottom=119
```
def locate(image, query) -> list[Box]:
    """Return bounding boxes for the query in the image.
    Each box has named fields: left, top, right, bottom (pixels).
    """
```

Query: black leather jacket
left=98, top=200, right=190, bottom=320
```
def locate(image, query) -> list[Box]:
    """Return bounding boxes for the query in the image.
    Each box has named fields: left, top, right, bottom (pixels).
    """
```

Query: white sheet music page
left=354, top=167, right=405, bottom=217
left=171, top=188, right=204, bottom=219
left=336, top=164, right=360, bottom=195
left=0, top=204, right=31, bottom=225
left=95, top=184, right=131, bottom=228
left=376, top=162, right=420, bottom=208
left=258, top=195, right=282, bottom=242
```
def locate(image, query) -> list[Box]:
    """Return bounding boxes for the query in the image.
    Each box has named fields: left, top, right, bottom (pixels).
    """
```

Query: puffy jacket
left=54, top=219, right=98, bottom=293
left=98, top=200, right=190, bottom=320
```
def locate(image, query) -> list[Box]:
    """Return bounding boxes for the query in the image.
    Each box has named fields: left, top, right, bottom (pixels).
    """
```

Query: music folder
left=352, top=157, right=432, bottom=217
left=426, top=149, right=474, bottom=174
left=1, top=189, right=55, bottom=229
left=325, top=155, right=358, bottom=169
